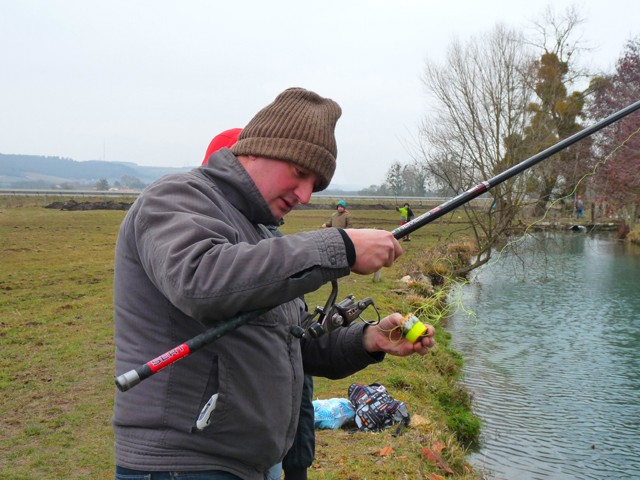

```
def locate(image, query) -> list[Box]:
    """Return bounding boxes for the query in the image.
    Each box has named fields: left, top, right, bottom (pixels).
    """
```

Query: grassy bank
left=0, top=196, right=482, bottom=479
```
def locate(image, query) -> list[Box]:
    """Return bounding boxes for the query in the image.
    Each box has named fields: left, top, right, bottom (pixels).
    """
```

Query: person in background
left=113, top=87, right=435, bottom=480
left=202, top=128, right=242, bottom=166
left=322, top=199, right=352, bottom=229
left=396, top=202, right=415, bottom=241
left=574, top=195, right=585, bottom=220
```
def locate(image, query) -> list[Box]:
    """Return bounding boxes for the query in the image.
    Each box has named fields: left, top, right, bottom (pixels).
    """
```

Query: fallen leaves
left=420, top=441, right=454, bottom=475
left=362, top=434, right=457, bottom=476
left=426, top=474, right=448, bottom=480
left=378, top=446, right=395, bottom=456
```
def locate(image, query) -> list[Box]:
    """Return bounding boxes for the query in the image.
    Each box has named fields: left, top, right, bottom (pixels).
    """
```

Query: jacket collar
left=200, top=149, right=279, bottom=226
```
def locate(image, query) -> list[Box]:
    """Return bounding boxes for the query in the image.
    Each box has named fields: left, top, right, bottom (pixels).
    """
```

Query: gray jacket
left=113, top=149, right=383, bottom=479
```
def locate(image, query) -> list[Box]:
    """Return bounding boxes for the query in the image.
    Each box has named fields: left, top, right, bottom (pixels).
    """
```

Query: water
left=447, top=233, right=640, bottom=480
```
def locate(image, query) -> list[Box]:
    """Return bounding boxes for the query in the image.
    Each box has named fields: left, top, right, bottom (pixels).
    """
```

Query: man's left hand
left=362, top=313, right=435, bottom=356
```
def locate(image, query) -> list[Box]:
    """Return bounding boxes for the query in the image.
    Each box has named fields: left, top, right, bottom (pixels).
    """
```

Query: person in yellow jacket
left=396, top=203, right=414, bottom=241
left=322, top=199, right=353, bottom=229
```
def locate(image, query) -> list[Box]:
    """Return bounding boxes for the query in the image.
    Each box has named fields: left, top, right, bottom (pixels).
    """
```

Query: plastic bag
left=312, top=398, right=355, bottom=429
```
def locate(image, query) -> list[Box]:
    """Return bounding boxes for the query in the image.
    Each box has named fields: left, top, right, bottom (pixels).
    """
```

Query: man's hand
left=345, top=229, right=403, bottom=275
left=362, top=313, right=435, bottom=356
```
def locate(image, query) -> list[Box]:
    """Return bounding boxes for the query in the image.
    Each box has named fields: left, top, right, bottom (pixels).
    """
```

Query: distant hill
left=0, top=153, right=368, bottom=192
left=0, top=153, right=192, bottom=189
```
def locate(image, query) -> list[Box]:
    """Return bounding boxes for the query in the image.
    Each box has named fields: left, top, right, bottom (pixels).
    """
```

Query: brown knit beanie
left=231, top=87, right=342, bottom=191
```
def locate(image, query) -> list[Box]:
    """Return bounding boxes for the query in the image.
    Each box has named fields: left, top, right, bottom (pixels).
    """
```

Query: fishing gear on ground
left=348, top=382, right=411, bottom=436
left=310, top=383, right=413, bottom=435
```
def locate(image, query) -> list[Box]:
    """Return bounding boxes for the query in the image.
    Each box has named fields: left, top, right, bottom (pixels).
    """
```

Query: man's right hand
left=344, top=229, right=403, bottom=275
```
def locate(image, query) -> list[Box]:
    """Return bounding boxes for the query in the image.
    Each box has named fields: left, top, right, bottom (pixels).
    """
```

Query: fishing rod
left=116, top=280, right=376, bottom=392
left=392, top=98, right=640, bottom=240
left=116, top=308, right=269, bottom=391
left=115, top=98, right=640, bottom=393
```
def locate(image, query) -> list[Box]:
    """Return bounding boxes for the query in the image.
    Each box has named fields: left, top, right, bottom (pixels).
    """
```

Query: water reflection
left=448, top=233, right=640, bottom=480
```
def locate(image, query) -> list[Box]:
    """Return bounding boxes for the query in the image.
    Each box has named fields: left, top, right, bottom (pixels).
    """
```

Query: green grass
left=0, top=196, right=483, bottom=479
left=0, top=204, right=120, bottom=479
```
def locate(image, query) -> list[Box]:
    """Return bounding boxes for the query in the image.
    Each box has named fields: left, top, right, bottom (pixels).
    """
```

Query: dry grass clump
left=626, top=225, right=640, bottom=245
left=446, top=240, right=476, bottom=263
left=399, top=240, right=477, bottom=289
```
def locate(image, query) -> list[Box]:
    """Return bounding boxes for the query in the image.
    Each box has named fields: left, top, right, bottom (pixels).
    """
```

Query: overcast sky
left=1, top=0, right=638, bottom=189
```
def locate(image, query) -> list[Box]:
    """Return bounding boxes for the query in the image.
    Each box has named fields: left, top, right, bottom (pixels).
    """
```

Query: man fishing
left=112, top=87, right=435, bottom=480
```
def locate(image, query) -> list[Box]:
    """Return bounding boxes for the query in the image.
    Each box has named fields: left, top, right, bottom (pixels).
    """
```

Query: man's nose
left=295, top=179, right=315, bottom=204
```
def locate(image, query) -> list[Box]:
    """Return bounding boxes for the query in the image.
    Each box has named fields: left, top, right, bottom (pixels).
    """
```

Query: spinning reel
left=303, top=280, right=380, bottom=339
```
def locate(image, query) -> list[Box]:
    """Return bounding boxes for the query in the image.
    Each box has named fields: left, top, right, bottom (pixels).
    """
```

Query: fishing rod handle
left=115, top=367, right=147, bottom=392
left=115, top=343, right=191, bottom=391
left=115, top=307, right=269, bottom=392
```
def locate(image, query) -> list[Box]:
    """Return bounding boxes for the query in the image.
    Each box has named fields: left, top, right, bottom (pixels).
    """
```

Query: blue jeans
left=266, top=462, right=282, bottom=480
left=115, top=466, right=242, bottom=480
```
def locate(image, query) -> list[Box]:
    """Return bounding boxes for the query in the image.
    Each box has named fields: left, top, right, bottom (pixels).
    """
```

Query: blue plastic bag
left=312, top=398, right=355, bottom=429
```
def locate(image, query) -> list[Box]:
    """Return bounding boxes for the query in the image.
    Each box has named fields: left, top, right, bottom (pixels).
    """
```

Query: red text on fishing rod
left=148, top=344, right=191, bottom=372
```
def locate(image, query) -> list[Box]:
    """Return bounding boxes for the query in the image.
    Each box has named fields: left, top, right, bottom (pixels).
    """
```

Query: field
left=0, top=195, right=483, bottom=480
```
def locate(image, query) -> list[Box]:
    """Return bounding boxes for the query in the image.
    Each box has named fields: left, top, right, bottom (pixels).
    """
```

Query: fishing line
left=437, top=123, right=640, bottom=331
left=389, top=122, right=640, bottom=341
left=377, top=249, right=475, bottom=343
left=495, top=123, right=640, bottom=253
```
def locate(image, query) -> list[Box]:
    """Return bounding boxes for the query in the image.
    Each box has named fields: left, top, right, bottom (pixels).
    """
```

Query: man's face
left=337, top=205, right=345, bottom=213
left=241, top=156, right=319, bottom=219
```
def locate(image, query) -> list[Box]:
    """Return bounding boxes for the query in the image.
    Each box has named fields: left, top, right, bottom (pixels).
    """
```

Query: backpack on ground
left=348, top=382, right=410, bottom=436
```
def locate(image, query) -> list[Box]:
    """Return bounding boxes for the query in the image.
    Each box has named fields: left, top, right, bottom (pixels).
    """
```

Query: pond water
left=447, top=232, right=640, bottom=479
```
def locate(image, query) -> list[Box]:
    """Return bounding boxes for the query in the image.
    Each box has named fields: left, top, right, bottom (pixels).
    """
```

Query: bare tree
left=524, top=5, right=593, bottom=215
left=418, top=24, right=536, bottom=273
left=526, top=5, right=590, bottom=80
left=384, top=161, right=404, bottom=200
left=401, top=162, right=428, bottom=196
